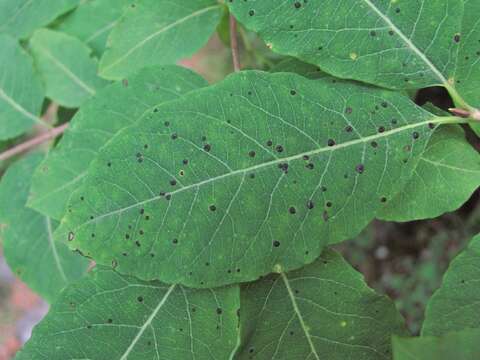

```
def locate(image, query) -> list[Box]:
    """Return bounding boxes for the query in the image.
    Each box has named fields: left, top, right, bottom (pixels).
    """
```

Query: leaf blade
left=15, top=267, right=240, bottom=360
left=57, top=71, right=449, bottom=288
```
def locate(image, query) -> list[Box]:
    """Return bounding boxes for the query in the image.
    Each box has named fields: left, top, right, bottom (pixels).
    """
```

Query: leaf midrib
left=361, top=0, right=450, bottom=86
left=119, top=283, right=176, bottom=360
left=101, top=4, right=221, bottom=73
left=83, top=116, right=455, bottom=225
left=45, top=216, right=67, bottom=283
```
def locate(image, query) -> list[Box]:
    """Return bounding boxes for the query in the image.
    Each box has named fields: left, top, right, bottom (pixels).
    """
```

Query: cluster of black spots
left=80, top=196, right=85, bottom=201
left=137, top=296, right=144, bottom=302
left=388, top=30, right=394, bottom=36
left=378, top=126, right=385, bottom=133
left=170, top=179, right=177, bottom=186
left=288, top=206, right=297, bottom=214
left=395, top=7, right=401, bottom=13
left=171, top=133, right=178, bottom=140
left=205, top=262, right=210, bottom=266
left=278, top=163, right=289, bottom=173
left=179, top=170, right=185, bottom=176
left=191, top=307, right=196, bottom=313
left=345, top=107, right=353, bottom=115
left=290, top=89, right=297, bottom=95
left=454, top=34, right=461, bottom=43
left=89, top=215, right=94, bottom=220
left=139, top=230, right=144, bottom=235
left=289, top=331, right=295, bottom=336
left=381, top=101, right=388, bottom=108
left=107, top=318, right=113, bottom=324
left=150, top=253, right=155, bottom=258
left=355, top=164, right=365, bottom=174
left=345, top=125, right=353, bottom=132
left=294, top=1, right=301, bottom=9
left=248, top=9, right=255, bottom=16
left=370, top=30, right=376, bottom=37
left=125, top=234, right=130, bottom=239
left=164, top=121, right=170, bottom=127
left=273, top=240, right=281, bottom=247
left=305, top=163, right=314, bottom=170
left=203, top=144, right=212, bottom=152
left=275, top=145, right=284, bottom=153
left=140, top=208, right=145, bottom=215
left=182, top=159, right=189, bottom=165
left=153, top=107, right=158, bottom=113
left=216, top=308, right=223, bottom=315
left=91, top=233, right=95, bottom=238
left=371, top=141, right=378, bottom=148
left=391, top=119, right=398, bottom=125
left=412, top=131, right=420, bottom=140
left=428, top=122, right=435, bottom=130
left=266, top=140, right=273, bottom=147
left=249, top=150, right=256, bottom=158
left=107, top=161, right=112, bottom=167
left=306, top=200, right=314, bottom=209
left=327, top=139, right=336, bottom=147
left=136, top=152, right=144, bottom=163
left=122, top=252, right=128, bottom=256
left=326, top=201, right=332, bottom=208
left=321, top=186, right=327, bottom=192
left=209, top=205, right=217, bottom=212
left=303, top=155, right=309, bottom=160
left=248, top=173, right=256, bottom=179
left=172, top=238, right=178, bottom=244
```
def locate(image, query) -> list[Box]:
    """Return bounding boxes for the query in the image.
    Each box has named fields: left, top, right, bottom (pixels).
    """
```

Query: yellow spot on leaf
left=350, top=52, right=358, bottom=60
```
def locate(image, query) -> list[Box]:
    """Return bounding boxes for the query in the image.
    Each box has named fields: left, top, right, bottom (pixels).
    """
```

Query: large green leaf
left=0, top=0, right=80, bottom=39
left=271, top=57, right=327, bottom=80
left=28, top=65, right=208, bottom=220
left=378, top=126, right=480, bottom=222
left=228, top=0, right=476, bottom=109
left=56, top=0, right=131, bottom=56
left=455, top=0, right=480, bottom=109
left=0, top=34, right=45, bottom=140
left=236, top=249, right=407, bottom=359
left=393, top=329, right=480, bottom=360
left=30, top=29, right=108, bottom=108
left=0, top=153, right=88, bottom=302
left=56, top=71, right=460, bottom=288
left=98, top=0, right=223, bottom=80
left=15, top=266, right=240, bottom=360
left=422, top=234, right=480, bottom=336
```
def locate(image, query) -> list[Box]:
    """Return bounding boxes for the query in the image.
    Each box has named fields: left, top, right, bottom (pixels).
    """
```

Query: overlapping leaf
left=30, top=29, right=108, bottom=108
left=0, top=35, right=45, bottom=140
left=56, top=71, right=456, bottom=288
left=422, top=233, right=480, bottom=336
left=28, top=65, right=208, bottom=220
left=0, top=154, right=88, bottom=302
left=0, top=0, right=80, bottom=39
left=228, top=0, right=478, bottom=110
left=15, top=266, right=240, bottom=360
left=56, top=0, right=131, bottom=56
left=393, top=329, right=480, bottom=360
left=99, top=0, right=223, bottom=79
left=236, top=249, right=407, bottom=359
left=379, top=126, right=480, bottom=221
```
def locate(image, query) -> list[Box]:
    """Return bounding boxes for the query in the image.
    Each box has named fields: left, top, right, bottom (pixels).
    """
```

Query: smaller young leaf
left=0, top=34, right=45, bottom=140
left=0, top=0, right=80, bottom=39
left=0, top=153, right=89, bottom=302
left=98, top=0, right=223, bottom=79
left=236, top=249, right=407, bottom=359
left=393, top=329, right=480, bottom=360
left=378, top=126, right=480, bottom=222
left=28, top=65, right=208, bottom=220
left=422, top=233, right=480, bottom=336
left=55, top=0, right=131, bottom=56
left=15, top=266, right=240, bottom=360
left=30, top=29, right=108, bottom=108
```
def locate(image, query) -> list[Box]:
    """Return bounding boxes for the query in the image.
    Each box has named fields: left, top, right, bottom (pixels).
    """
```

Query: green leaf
left=0, top=153, right=89, bottom=302
left=55, top=0, right=131, bottom=56
left=236, top=249, right=407, bottom=359
left=228, top=0, right=473, bottom=107
left=0, top=0, right=80, bottom=39
left=28, top=65, right=208, bottom=220
left=56, top=71, right=457, bottom=288
left=0, top=34, right=45, bottom=140
left=98, top=0, right=223, bottom=80
left=378, top=126, right=480, bottom=222
left=15, top=266, right=240, bottom=360
left=455, top=0, right=480, bottom=109
left=30, top=29, right=109, bottom=108
left=393, top=329, right=480, bottom=360
left=422, top=233, right=480, bottom=336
